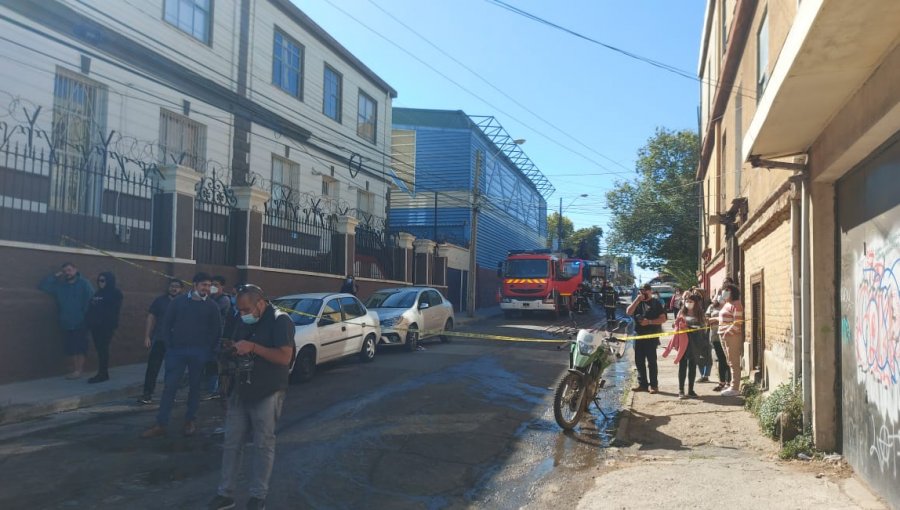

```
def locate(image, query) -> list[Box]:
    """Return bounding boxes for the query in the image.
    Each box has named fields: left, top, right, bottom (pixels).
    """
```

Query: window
left=425, top=290, right=443, bottom=307
left=50, top=69, right=108, bottom=214
left=159, top=109, right=207, bottom=171
left=357, top=91, right=377, bottom=143
left=756, top=10, right=769, bottom=100
left=340, top=297, right=365, bottom=319
left=271, top=155, right=300, bottom=198
left=273, top=29, right=303, bottom=99
left=321, top=299, right=343, bottom=325
left=357, top=189, right=375, bottom=217
left=322, top=175, right=338, bottom=199
left=164, top=0, right=211, bottom=44
left=323, top=65, right=342, bottom=122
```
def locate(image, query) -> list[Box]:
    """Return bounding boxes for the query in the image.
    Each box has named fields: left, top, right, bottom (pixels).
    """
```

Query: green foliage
left=741, top=379, right=763, bottom=416
left=780, top=433, right=818, bottom=460
left=605, top=128, right=700, bottom=286
left=758, top=383, right=803, bottom=440
left=547, top=213, right=575, bottom=249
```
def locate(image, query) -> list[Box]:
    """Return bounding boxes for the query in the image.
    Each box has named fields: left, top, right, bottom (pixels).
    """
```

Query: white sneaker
left=720, top=388, right=740, bottom=397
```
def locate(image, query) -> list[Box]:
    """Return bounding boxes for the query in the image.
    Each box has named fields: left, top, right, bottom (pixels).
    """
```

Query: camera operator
left=626, top=283, right=667, bottom=394
left=209, top=284, right=295, bottom=510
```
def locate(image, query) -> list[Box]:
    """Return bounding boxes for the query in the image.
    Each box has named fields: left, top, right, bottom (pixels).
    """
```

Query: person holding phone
left=626, top=283, right=667, bottom=393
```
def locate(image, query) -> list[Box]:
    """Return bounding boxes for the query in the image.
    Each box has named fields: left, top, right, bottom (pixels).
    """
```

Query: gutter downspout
left=800, top=176, right=813, bottom=429
left=790, top=176, right=802, bottom=387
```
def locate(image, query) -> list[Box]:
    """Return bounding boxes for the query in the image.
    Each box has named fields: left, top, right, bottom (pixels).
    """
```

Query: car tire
left=440, top=318, right=453, bottom=343
left=359, top=334, right=377, bottom=362
left=404, top=324, right=419, bottom=352
left=290, top=346, right=316, bottom=384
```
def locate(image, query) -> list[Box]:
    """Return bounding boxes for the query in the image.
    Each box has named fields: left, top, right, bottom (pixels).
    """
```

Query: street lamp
left=467, top=138, right=526, bottom=318
left=556, top=193, right=588, bottom=250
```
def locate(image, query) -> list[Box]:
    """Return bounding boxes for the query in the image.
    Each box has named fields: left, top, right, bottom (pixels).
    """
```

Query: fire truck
left=497, top=249, right=591, bottom=318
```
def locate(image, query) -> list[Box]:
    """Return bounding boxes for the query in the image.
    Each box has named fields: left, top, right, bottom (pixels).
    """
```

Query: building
left=0, top=0, right=417, bottom=383
left=697, top=0, right=900, bottom=503
left=390, top=108, right=553, bottom=308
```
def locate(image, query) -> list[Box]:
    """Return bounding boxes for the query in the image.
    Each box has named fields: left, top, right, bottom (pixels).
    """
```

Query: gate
left=355, top=216, right=399, bottom=281
left=193, top=170, right=235, bottom=265
left=262, top=191, right=339, bottom=274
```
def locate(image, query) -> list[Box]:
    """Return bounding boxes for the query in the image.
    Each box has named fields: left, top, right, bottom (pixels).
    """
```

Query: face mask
left=722, top=292, right=731, bottom=301
left=210, top=285, right=220, bottom=295
left=241, top=313, right=259, bottom=325
left=686, top=302, right=695, bottom=310
left=191, top=290, right=208, bottom=301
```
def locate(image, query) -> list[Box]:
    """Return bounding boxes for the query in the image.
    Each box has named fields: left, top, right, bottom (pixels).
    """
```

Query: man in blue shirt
left=39, top=262, right=94, bottom=379
left=142, top=272, right=222, bottom=438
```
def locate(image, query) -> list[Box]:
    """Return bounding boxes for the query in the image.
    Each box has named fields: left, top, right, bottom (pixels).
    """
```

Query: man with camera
left=209, top=284, right=295, bottom=510
left=626, top=283, right=667, bottom=394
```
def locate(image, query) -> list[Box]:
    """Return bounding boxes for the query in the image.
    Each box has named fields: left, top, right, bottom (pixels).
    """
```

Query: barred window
left=50, top=68, right=107, bottom=214
left=159, top=109, right=207, bottom=172
left=271, top=155, right=300, bottom=199
left=357, top=189, right=375, bottom=217
left=357, top=91, right=377, bottom=143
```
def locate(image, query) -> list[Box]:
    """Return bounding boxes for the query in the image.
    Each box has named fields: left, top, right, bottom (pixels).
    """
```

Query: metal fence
left=193, top=170, right=235, bottom=265
left=0, top=143, right=159, bottom=255
left=355, top=216, right=400, bottom=281
left=262, top=192, right=340, bottom=274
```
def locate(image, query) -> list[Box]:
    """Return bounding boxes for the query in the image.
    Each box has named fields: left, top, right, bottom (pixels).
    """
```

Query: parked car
left=365, top=287, right=455, bottom=351
left=271, top=292, right=381, bottom=383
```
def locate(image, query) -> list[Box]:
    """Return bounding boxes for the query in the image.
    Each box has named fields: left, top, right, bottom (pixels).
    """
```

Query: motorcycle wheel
left=553, top=372, right=586, bottom=430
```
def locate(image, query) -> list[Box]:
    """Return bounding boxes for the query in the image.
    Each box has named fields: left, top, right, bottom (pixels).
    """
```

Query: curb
left=0, top=382, right=144, bottom=426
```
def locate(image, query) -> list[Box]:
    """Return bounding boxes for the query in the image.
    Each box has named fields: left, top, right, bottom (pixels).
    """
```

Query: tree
left=569, top=226, right=603, bottom=259
left=546, top=212, right=574, bottom=249
left=605, top=127, right=700, bottom=287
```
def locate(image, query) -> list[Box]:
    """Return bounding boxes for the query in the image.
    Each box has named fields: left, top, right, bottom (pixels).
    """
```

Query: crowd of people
left=627, top=277, right=745, bottom=399
left=39, top=263, right=297, bottom=509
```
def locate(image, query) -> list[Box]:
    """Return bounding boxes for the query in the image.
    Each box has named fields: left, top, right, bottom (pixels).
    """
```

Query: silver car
left=365, top=287, right=455, bottom=351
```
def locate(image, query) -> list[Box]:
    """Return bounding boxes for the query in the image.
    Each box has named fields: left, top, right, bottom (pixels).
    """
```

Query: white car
left=271, top=292, right=381, bottom=383
left=365, top=287, right=455, bottom=351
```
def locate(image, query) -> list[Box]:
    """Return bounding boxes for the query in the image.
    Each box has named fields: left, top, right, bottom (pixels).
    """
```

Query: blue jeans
left=156, top=347, right=207, bottom=427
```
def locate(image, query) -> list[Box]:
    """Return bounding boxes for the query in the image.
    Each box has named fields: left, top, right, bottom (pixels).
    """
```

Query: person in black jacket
left=86, top=272, right=123, bottom=384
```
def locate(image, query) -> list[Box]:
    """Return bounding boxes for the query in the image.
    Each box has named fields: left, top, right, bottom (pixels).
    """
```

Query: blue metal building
left=390, top=108, right=552, bottom=269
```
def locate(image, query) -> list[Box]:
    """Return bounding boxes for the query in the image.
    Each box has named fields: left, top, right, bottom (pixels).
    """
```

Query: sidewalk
left=573, top=344, right=886, bottom=509
left=0, top=306, right=500, bottom=428
left=0, top=364, right=148, bottom=426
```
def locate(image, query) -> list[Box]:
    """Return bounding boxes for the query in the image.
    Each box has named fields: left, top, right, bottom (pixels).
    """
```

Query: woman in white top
left=717, top=284, right=744, bottom=397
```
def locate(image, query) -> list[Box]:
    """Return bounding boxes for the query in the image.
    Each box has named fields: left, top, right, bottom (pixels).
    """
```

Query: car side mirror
left=419, top=302, right=430, bottom=310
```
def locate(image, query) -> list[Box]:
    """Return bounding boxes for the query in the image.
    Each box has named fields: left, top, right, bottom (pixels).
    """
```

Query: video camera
left=218, top=339, right=255, bottom=385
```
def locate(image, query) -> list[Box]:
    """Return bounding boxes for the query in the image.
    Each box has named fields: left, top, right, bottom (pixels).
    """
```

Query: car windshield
left=272, top=298, right=322, bottom=326
left=505, top=259, right=549, bottom=278
left=366, top=290, right=417, bottom=309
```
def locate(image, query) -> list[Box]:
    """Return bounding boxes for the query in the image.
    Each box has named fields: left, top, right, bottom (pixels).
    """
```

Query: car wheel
left=290, top=346, right=316, bottom=383
left=404, top=324, right=419, bottom=352
left=359, top=334, right=377, bottom=362
left=440, top=318, right=453, bottom=343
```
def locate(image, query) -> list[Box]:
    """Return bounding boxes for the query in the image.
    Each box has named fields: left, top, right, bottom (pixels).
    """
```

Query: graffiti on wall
left=848, top=222, right=900, bottom=476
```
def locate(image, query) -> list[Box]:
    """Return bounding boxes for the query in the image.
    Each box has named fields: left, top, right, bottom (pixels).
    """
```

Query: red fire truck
left=497, top=249, right=591, bottom=318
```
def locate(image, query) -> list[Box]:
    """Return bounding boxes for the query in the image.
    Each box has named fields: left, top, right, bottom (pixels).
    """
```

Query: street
left=0, top=308, right=628, bottom=509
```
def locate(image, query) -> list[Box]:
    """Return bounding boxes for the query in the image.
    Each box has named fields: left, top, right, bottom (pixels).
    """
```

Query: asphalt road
left=0, top=307, right=630, bottom=510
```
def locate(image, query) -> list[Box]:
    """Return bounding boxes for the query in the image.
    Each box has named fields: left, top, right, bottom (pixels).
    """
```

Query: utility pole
left=466, top=150, right=482, bottom=317
left=433, top=191, right=438, bottom=242
left=557, top=196, right=563, bottom=251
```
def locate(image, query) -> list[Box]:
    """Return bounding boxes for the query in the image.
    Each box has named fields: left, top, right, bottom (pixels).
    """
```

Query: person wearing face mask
left=717, top=283, right=745, bottom=397
left=142, top=272, right=222, bottom=438
left=676, top=292, right=706, bottom=399
left=85, top=272, right=123, bottom=384
left=39, top=262, right=94, bottom=379
left=626, top=283, right=667, bottom=394
left=209, top=284, right=294, bottom=510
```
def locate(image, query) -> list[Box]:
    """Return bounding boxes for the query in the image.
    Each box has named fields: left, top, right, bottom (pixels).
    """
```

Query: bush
left=741, top=379, right=762, bottom=415
left=758, top=383, right=803, bottom=439
left=780, top=433, right=817, bottom=460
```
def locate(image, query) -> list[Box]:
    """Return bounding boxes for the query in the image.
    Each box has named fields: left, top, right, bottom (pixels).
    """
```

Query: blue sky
left=295, top=0, right=705, bottom=283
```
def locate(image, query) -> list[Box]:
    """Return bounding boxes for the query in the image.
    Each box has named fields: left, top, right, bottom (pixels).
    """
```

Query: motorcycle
left=553, top=320, right=628, bottom=430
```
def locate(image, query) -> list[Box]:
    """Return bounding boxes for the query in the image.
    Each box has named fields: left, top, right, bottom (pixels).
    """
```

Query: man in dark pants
left=209, top=285, right=294, bottom=510
left=598, top=278, right=619, bottom=327
left=142, top=273, right=221, bottom=438
left=137, top=279, right=183, bottom=405
left=626, top=283, right=667, bottom=394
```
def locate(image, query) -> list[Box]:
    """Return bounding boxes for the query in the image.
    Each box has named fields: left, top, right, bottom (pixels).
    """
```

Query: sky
left=294, top=0, right=706, bottom=284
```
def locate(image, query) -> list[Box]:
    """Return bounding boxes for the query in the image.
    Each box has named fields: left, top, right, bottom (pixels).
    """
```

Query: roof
left=393, top=107, right=555, bottom=198
left=268, top=0, right=398, bottom=98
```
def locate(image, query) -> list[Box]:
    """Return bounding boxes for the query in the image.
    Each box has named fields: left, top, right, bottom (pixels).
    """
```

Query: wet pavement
left=0, top=307, right=630, bottom=509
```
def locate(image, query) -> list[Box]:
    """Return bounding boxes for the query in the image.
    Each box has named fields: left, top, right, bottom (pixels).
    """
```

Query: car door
left=339, top=296, right=366, bottom=357
left=316, top=298, right=346, bottom=362
left=420, top=290, right=442, bottom=333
